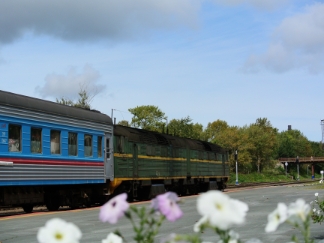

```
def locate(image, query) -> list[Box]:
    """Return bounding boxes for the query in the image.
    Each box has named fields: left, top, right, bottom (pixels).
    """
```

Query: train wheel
left=22, top=204, right=33, bottom=213
left=69, top=195, right=80, bottom=209
left=45, top=193, right=60, bottom=211
left=138, top=187, right=151, bottom=201
left=46, top=200, right=60, bottom=211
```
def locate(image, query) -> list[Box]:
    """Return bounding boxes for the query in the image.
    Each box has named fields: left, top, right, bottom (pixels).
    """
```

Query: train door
left=105, top=133, right=114, bottom=180
left=133, top=144, right=138, bottom=177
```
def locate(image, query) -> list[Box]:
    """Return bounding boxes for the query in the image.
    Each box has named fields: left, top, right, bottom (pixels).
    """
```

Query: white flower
left=196, top=190, right=248, bottom=230
left=265, top=203, right=288, bottom=232
left=193, top=215, right=208, bottom=232
left=315, top=192, right=319, bottom=197
left=320, top=180, right=323, bottom=184
left=288, top=199, right=311, bottom=222
left=313, top=208, right=317, bottom=213
left=230, top=198, right=249, bottom=225
left=102, top=233, right=123, bottom=243
left=37, top=218, right=82, bottom=243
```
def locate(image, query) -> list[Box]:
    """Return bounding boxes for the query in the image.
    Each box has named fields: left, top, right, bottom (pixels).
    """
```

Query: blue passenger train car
left=0, top=90, right=114, bottom=212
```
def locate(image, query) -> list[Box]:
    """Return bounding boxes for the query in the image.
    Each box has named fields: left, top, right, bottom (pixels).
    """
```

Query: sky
left=1, top=0, right=324, bottom=142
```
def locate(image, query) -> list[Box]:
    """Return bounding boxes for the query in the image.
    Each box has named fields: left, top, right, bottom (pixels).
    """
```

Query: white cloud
left=36, top=65, right=106, bottom=100
left=0, top=0, right=199, bottom=44
left=242, top=2, right=324, bottom=74
left=211, top=0, right=288, bottom=10
left=275, top=3, right=324, bottom=53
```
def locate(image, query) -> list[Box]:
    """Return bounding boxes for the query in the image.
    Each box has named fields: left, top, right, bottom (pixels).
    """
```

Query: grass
left=228, top=170, right=324, bottom=184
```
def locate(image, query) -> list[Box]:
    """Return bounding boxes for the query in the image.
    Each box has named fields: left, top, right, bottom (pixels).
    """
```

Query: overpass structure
left=278, top=157, right=324, bottom=179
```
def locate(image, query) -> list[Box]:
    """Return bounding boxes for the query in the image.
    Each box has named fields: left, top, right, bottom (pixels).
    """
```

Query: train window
left=31, top=128, right=42, bottom=153
left=68, top=132, right=78, bottom=156
left=8, top=124, right=22, bottom=152
left=98, top=136, right=102, bottom=157
left=106, top=138, right=110, bottom=159
left=50, top=130, right=61, bottom=154
left=84, top=134, right=92, bottom=157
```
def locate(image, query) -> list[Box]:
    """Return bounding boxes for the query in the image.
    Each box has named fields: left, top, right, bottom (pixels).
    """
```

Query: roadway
left=1, top=184, right=324, bottom=243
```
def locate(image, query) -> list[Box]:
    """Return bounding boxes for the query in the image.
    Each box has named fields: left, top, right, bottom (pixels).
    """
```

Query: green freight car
left=109, top=125, right=229, bottom=200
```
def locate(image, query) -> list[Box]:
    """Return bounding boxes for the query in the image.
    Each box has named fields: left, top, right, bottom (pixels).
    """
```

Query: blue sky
left=1, top=0, right=324, bottom=142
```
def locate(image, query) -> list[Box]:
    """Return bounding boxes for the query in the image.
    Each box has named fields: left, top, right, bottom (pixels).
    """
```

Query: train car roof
left=114, top=125, right=225, bottom=152
left=0, top=90, right=112, bottom=125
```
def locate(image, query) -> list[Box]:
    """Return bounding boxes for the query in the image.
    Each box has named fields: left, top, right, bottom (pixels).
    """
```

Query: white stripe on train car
left=0, top=161, right=13, bottom=166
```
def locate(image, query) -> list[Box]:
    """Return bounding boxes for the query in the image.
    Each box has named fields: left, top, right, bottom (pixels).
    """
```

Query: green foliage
left=276, top=129, right=312, bottom=158
left=124, top=206, right=165, bottom=243
left=128, top=105, right=167, bottom=132
left=228, top=171, right=291, bottom=184
left=74, top=89, right=91, bottom=109
left=311, top=192, right=324, bottom=225
left=204, top=119, right=229, bottom=142
left=56, top=97, right=74, bottom=106
left=309, top=141, right=324, bottom=157
left=118, top=120, right=130, bottom=127
left=56, top=86, right=93, bottom=109
left=122, top=105, right=322, bottom=174
left=168, top=116, right=203, bottom=139
left=247, top=118, right=278, bottom=173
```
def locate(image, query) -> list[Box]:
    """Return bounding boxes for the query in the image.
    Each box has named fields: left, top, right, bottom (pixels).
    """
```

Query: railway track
left=0, top=180, right=318, bottom=217
left=226, top=179, right=316, bottom=190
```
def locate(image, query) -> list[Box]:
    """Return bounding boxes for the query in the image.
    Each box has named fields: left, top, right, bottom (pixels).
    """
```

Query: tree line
left=56, top=90, right=324, bottom=174
left=119, top=105, right=324, bottom=174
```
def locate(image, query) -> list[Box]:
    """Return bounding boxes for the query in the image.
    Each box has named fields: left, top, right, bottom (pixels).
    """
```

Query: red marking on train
left=0, top=157, right=103, bottom=166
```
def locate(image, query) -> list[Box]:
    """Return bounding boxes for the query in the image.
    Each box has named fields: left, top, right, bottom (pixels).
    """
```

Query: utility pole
left=296, top=156, right=299, bottom=181
left=235, top=150, right=239, bottom=185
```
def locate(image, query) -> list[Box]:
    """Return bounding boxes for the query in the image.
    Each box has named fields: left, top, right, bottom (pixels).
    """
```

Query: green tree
left=118, top=120, right=130, bottom=127
left=276, top=129, right=312, bottom=158
left=73, top=89, right=91, bottom=109
left=128, top=105, right=167, bottom=132
left=56, top=85, right=95, bottom=109
left=211, top=125, right=252, bottom=173
left=247, top=118, right=278, bottom=173
left=191, top=123, right=204, bottom=140
left=168, top=116, right=203, bottom=139
left=204, top=119, right=229, bottom=143
left=309, top=141, right=324, bottom=157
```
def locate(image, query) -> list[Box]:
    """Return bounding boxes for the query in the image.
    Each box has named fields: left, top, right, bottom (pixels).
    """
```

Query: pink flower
left=151, top=192, right=183, bottom=222
left=99, top=193, right=129, bottom=224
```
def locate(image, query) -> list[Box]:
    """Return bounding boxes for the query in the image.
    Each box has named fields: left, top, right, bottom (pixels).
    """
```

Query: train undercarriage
left=112, top=177, right=228, bottom=202
left=0, top=177, right=227, bottom=213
